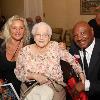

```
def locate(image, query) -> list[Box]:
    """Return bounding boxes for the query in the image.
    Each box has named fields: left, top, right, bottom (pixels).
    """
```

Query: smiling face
left=9, top=20, right=25, bottom=41
left=34, top=26, right=50, bottom=48
left=73, top=22, right=94, bottom=49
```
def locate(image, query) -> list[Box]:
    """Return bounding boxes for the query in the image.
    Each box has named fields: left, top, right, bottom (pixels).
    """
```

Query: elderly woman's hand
left=26, top=73, right=48, bottom=84
left=73, top=81, right=85, bottom=93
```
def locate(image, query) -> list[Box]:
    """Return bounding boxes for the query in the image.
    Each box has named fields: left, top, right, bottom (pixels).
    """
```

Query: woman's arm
left=14, top=49, right=27, bottom=82
left=59, top=46, right=85, bottom=84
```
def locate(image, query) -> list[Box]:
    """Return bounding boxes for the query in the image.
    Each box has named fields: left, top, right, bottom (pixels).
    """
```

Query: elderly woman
left=0, top=15, right=30, bottom=97
left=15, top=22, right=85, bottom=100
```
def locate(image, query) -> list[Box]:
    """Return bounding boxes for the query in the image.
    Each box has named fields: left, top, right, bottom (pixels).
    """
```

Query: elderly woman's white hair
left=32, top=22, right=52, bottom=37
left=2, top=15, right=30, bottom=46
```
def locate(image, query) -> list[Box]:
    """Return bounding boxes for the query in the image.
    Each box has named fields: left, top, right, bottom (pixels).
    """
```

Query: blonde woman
left=0, top=15, right=30, bottom=97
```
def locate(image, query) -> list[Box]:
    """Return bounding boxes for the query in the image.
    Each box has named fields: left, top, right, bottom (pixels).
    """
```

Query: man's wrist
left=85, top=80, right=90, bottom=91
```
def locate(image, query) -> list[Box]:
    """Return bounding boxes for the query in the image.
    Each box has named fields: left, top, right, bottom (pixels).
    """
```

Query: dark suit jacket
left=69, top=39, right=100, bottom=99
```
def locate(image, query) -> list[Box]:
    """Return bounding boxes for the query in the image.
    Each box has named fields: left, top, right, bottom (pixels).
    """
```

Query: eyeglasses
left=35, top=33, right=49, bottom=38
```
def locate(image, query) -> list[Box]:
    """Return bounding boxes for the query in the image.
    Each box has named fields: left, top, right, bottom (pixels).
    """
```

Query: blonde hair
left=2, top=15, right=30, bottom=46
left=32, top=22, right=52, bottom=37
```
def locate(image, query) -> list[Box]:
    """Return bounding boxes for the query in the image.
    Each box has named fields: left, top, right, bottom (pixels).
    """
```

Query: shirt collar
left=85, top=38, right=95, bottom=55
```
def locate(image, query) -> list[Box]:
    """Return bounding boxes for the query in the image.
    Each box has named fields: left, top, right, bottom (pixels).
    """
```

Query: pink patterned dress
left=14, top=41, right=82, bottom=83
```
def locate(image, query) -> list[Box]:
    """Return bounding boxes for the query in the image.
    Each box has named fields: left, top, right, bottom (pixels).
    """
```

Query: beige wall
left=67, top=0, right=95, bottom=29
left=43, top=0, right=68, bottom=30
left=0, top=8, right=1, bottom=17
left=43, top=0, right=95, bottom=30
left=0, top=3, right=1, bottom=16
left=0, top=0, right=95, bottom=29
left=1, top=0, right=24, bottom=18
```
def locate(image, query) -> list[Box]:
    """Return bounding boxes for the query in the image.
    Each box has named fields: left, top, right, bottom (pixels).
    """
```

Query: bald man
left=70, top=21, right=100, bottom=100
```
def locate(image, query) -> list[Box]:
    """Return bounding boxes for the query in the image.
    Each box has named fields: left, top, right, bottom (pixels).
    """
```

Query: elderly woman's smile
left=34, top=26, right=51, bottom=48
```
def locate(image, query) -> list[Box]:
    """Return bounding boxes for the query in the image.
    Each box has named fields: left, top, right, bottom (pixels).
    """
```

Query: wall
left=1, top=0, right=24, bottom=18
left=0, top=8, right=1, bottom=16
left=1, top=0, right=43, bottom=20
left=66, top=0, right=95, bottom=29
left=0, top=3, right=1, bottom=16
left=24, top=0, right=43, bottom=20
left=43, top=0, right=68, bottom=30
left=43, top=0, right=95, bottom=30
left=0, top=0, right=95, bottom=29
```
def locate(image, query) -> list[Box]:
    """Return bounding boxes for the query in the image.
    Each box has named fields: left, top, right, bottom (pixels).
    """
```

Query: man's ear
left=91, top=27, right=94, bottom=36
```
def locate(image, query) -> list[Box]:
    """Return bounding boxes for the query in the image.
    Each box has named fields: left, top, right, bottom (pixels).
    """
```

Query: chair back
left=51, top=28, right=63, bottom=42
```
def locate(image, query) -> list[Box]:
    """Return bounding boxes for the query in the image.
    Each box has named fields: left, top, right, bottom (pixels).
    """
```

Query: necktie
left=83, top=49, right=88, bottom=79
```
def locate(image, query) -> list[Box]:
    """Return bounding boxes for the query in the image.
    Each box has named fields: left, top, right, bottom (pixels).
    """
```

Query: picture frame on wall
left=80, top=0, right=100, bottom=15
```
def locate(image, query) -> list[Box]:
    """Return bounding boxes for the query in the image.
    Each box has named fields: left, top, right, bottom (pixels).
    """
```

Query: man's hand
left=73, top=81, right=85, bottom=93
left=71, top=81, right=85, bottom=97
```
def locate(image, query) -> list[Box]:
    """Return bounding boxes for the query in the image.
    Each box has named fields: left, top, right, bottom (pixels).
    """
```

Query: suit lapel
left=89, top=48, right=98, bottom=74
left=78, top=56, right=83, bottom=69
left=88, top=39, right=100, bottom=75
left=73, top=49, right=83, bottom=69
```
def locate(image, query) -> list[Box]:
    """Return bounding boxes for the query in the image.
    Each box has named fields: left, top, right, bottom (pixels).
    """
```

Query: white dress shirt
left=79, top=38, right=95, bottom=91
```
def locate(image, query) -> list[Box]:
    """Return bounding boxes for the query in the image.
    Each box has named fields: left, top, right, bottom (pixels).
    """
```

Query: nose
left=76, top=34, right=83, bottom=41
left=40, top=35, right=44, bottom=39
left=16, top=28, right=22, bottom=33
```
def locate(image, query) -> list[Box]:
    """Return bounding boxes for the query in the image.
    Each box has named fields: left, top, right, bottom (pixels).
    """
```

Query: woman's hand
left=79, top=72, right=85, bottom=84
left=26, top=73, right=48, bottom=84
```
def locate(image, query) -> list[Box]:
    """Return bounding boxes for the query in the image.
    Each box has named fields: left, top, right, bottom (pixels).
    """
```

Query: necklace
left=6, top=41, right=22, bottom=61
left=11, top=41, right=21, bottom=60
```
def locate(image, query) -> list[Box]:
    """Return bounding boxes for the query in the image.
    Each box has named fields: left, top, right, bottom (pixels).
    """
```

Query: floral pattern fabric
left=14, top=41, right=82, bottom=83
